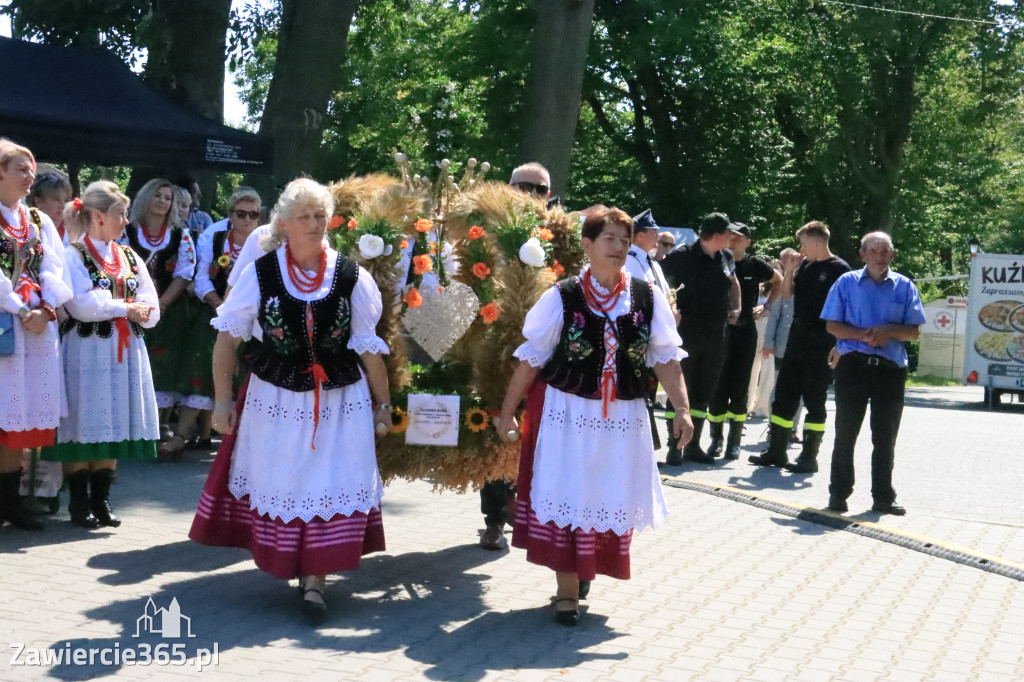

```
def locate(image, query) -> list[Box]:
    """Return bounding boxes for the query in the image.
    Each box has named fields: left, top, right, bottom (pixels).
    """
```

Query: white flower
left=383, top=244, right=393, bottom=256
left=358, top=234, right=385, bottom=259
left=519, top=237, right=546, bottom=268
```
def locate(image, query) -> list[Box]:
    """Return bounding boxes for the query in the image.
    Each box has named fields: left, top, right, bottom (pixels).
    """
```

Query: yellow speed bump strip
left=660, top=474, right=1024, bottom=582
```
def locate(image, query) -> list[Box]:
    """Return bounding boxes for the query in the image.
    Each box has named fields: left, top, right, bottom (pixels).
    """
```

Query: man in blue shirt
left=820, top=232, right=926, bottom=515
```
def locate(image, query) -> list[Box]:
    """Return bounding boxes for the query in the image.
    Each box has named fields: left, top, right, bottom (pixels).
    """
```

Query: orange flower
left=414, top=218, right=432, bottom=233
left=413, top=254, right=433, bottom=275
left=404, top=287, right=423, bottom=308
left=468, top=225, right=484, bottom=240
left=347, top=217, right=359, bottom=231
left=400, top=239, right=409, bottom=249
left=328, top=215, right=343, bottom=230
left=480, top=302, right=500, bottom=324
left=472, top=262, right=491, bottom=280
left=429, top=241, right=437, bottom=255
left=535, top=227, right=554, bottom=241
left=551, top=259, right=565, bottom=276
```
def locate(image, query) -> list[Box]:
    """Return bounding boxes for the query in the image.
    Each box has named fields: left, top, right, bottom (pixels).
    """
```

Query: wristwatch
left=16, top=304, right=31, bottom=322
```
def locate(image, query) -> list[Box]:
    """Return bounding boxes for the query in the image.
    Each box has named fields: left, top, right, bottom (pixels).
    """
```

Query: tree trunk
left=259, top=0, right=359, bottom=194
left=519, top=0, right=595, bottom=197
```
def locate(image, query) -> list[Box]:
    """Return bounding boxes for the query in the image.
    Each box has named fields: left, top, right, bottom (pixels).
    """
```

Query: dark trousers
left=675, top=324, right=728, bottom=418
left=770, top=324, right=833, bottom=430
left=828, top=353, right=907, bottom=505
left=708, top=322, right=758, bottom=421
left=480, top=479, right=515, bottom=526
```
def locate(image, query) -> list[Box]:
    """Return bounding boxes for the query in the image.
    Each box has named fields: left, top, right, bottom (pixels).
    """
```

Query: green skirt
left=146, top=296, right=194, bottom=395
left=43, top=439, right=157, bottom=463
left=183, top=303, right=217, bottom=399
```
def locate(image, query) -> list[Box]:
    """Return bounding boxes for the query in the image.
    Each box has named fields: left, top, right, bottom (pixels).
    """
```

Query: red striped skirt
left=188, top=377, right=385, bottom=580
left=0, top=427, right=55, bottom=449
left=510, top=381, right=632, bottom=581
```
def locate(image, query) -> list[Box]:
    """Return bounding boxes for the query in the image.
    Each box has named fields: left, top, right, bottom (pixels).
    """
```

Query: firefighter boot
left=682, top=417, right=715, bottom=464
left=784, top=430, right=823, bottom=474
left=748, top=423, right=791, bottom=467
left=707, top=420, right=724, bottom=457
left=724, top=419, right=744, bottom=460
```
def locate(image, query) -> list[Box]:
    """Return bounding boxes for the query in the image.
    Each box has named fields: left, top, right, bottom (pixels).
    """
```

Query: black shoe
left=66, top=470, right=100, bottom=529
left=748, top=422, right=790, bottom=467
left=784, top=431, right=823, bottom=474
left=783, top=459, right=818, bottom=474
left=89, top=469, right=121, bottom=527
left=724, top=420, right=743, bottom=460
left=871, top=502, right=907, bottom=516
left=301, top=588, right=328, bottom=624
left=552, top=597, right=580, bottom=626
left=706, top=421, right=724, bottom=457
left=578, top=580, right=591, bottom=600
left=0, top=471, right=44, bottom=531
left=681, top=445, right=715, bottom=465
left=723, top=445, right=740, bottom=460
left=663, top=448, right=683, bottom=467
left=826, top=497, right=848, bottom=513
left=748, top=451, right=786, bottom=467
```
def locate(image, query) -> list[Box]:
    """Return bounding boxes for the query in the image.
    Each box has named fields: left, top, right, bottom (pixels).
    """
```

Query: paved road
left=2, top=386, right=1023, bottom=681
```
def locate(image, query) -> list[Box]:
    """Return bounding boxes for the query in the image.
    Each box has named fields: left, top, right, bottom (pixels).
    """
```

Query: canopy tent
left=0, top=37, right=272, bottom=173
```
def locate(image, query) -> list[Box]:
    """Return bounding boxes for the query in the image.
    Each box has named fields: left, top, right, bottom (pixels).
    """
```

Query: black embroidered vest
left=60, top=242, right=144, bottom=339
left=207, top=230, right=233, bottom=298
left=540, top=276, right=654, bottom=401
left=249, top=250, right=362, bottom=392
left=0, top=207, right=45, bottom=288
left=127, top=225, right=184, bottom=294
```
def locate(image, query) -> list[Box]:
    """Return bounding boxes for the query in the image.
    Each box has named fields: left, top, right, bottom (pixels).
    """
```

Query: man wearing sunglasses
left=656, top=232, right=676, bottom=260
left=509, top=162, right=560, bottom=210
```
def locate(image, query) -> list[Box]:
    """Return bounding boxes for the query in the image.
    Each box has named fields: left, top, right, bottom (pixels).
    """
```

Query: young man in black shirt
left=750, top=221, right=850, bottom=471
left=660, top=213, right=741, bottom=465
left=707, top=224, right=782, bottom=459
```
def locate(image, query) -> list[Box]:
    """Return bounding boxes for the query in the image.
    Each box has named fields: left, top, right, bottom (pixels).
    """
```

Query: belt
left=845, top=351, right=903, bottom=370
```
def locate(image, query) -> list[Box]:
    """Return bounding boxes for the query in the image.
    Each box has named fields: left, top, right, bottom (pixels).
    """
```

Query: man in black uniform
left=707, top=224, right=781, bottom=459
left=660, top=213, right=741, bottom=465
left=750, top=221, right=851, bottom=471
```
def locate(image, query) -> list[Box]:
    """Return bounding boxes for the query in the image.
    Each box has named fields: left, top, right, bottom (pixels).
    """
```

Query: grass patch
left=906, top=373, right=961, bottom=387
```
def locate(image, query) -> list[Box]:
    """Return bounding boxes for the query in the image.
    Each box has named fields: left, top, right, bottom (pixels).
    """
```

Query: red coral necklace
left=141, top=222, right=168, bottom=248
left=583, top=269, right=626, bottom=312
left=285, top=243, right=327, bottom=293
left=226, top=228, right=242, bottom=259
left=85, top=237, right=124, bottom=277
left=0, top=205, right=30, bottom=242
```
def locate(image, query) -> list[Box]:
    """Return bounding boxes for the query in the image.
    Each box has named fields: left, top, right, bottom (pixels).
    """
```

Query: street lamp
left=969, top=237, right=980, bottom=258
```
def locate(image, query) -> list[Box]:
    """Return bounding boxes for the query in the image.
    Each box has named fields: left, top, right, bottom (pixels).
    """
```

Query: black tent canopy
left=0, top=37, right=272, bottom=173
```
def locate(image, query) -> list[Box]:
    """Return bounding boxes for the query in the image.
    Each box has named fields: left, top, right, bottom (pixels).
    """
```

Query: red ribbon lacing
left=601, top=371, right=617, bottom=419
left=15, top=276, right=40, bottom=304
left=114, top=318, right=131, bottom=363
left=301, top=302, right=326, bottom=450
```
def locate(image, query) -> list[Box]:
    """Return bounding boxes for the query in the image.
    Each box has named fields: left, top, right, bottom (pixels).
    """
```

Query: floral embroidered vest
left=250, top=250, right=362, bottom=392
left=126, top=225, right=184, bottom=294
left=0, top=207, right=45, bottom=288
left=60, top=242, right=144, bottom=339
left=206, top=230, right=233, bottom=298
left=540, top=276, right=654, bottom=401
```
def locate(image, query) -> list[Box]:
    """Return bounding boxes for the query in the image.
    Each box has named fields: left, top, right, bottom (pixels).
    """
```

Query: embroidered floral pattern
left=319, top=296, right=351, bottom=350
left=626, top=310, right=651, bottom=370
left=564, top=311, right=594, bottom=362
left=261, top=296, right=297, bottom=353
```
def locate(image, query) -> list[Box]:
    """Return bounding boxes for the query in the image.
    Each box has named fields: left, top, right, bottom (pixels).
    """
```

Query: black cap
left=729, top=222, right=751, bottom=238
left=632, top=208, right=658, bottom=232
left=699, top=212, right=732, bottom=237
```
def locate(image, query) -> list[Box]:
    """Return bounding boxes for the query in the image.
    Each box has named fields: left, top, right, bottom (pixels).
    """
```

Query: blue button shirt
left=820, top=267, right=926, bottom=367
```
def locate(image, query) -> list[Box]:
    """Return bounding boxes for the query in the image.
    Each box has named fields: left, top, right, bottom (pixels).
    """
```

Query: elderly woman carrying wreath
left=496, top=206, right=693, bottom=626
left=189, top=179, right=392, bottom=623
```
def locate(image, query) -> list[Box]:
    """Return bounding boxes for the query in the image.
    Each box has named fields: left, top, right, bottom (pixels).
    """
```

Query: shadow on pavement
left=726, top=465, right=814, bottom=493
left=42, top=542, right=620, bottom=680
left=0, top=522, right=118, bottom=553
left=87, top=540, right=250, bottom=586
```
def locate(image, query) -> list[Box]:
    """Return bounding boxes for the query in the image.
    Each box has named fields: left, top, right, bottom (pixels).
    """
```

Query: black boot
left=706, top=420, right=724, bottom=457
left=724, top=420, right=744, bottom=460
left=89, top=469, right=121, bottom=527
left=682, top=417, right=715, bottom=464
left=784, top=431, right=823, bottom=473
left=749, top=422, right=791, bottom=467
left=66, top=470, right=100, bottom=529
left=0, top=470, right=44, bottom=531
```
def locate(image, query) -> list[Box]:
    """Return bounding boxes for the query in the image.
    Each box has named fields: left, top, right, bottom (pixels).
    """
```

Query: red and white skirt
left=0, top=427, right=55, bottom=449
left=189, top=378, right=385, bottom=580
left=511, top=380, right=633, bottom=581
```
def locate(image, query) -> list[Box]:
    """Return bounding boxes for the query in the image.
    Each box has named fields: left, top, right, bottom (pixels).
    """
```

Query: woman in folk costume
left=124, top=178, right=197, bottom=459
left=190, top=179, right=392, bottom=623
left=0, top=139, right=73, bottom=531
left=497, top=207, right=694, bottom=626
left=28, top=172, right=73, bottom=247
left=43, top=181, right=160, bottom=528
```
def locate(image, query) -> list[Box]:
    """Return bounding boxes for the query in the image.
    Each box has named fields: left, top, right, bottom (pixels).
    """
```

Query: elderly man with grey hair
left=819, top=231, right=925, bottom=516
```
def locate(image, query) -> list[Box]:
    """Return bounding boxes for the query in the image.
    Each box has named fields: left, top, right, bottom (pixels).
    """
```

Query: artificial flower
left=328, top=215, right=343, bottom=230
left=464, top=408, right=490, bottom=433
left=358, top=233, right=386, bottom=259
left=472, top=262, right=491, bottom=280
left=413, top=254, right=433, bottom=275
left=348, top=217, right=359, bottom=231
left=404, top=287, right=423, bottom=308
left=390, top=407, right=410, bottom=434
left=468, top=225, right=485, bottom=240
left=217, top=254, right=232, bottom=267
left=429, top=241, right=437, bottom=255
left=519, top=238, right=546, bottom=268
left=551, top=259, right=565, bottom=276
left=480, top=301, right=500, bottom=324
left=400, top=239, right=409, bottom=249
left=535, top=227, right=554, bottom=241
left=414, top=218, right=433, bottom=233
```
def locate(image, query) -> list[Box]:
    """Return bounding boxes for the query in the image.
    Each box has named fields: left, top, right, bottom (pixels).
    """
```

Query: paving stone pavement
left=2, top=385, right=1024, bottom=681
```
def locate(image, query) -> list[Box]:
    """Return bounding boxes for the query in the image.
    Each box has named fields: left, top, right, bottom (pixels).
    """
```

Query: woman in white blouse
left=497, top=207, right=694, bottom=625
left=189, top=178, right=391, bottom=623
left=0, top=139, right=73, bottom=531
left=124, top=179, right=197, bottom=459
left=44, top=181, right=160, bottom=528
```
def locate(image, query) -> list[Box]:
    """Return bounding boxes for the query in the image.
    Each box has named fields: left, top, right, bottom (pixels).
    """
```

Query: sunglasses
left=512, top=181, right=549, bottom=196
left=233, top=209, right=260, bottom=220
left=659, top=240, right=675, bottom=247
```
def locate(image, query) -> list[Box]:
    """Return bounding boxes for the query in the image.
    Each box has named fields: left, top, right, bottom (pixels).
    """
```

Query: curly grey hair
left=259, top=178, right=335, bottom=252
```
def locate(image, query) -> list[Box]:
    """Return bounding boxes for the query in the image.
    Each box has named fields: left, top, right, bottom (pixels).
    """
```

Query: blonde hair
left=63, top=181, right=129, bottom=242
left=0, top=138, right=36, bottom=172
left=229, top=185, right=261, bottom=210
left=259, top=178, right=335, bottom=252
left=796, top=221, right=830, bottom=242
left=129, top=178, right=182, bottom=228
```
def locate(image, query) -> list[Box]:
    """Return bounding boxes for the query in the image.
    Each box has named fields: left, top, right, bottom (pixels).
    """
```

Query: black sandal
left=552, top=597, right=580, bottom=626
left=301, top=587, right=327, bottom=623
